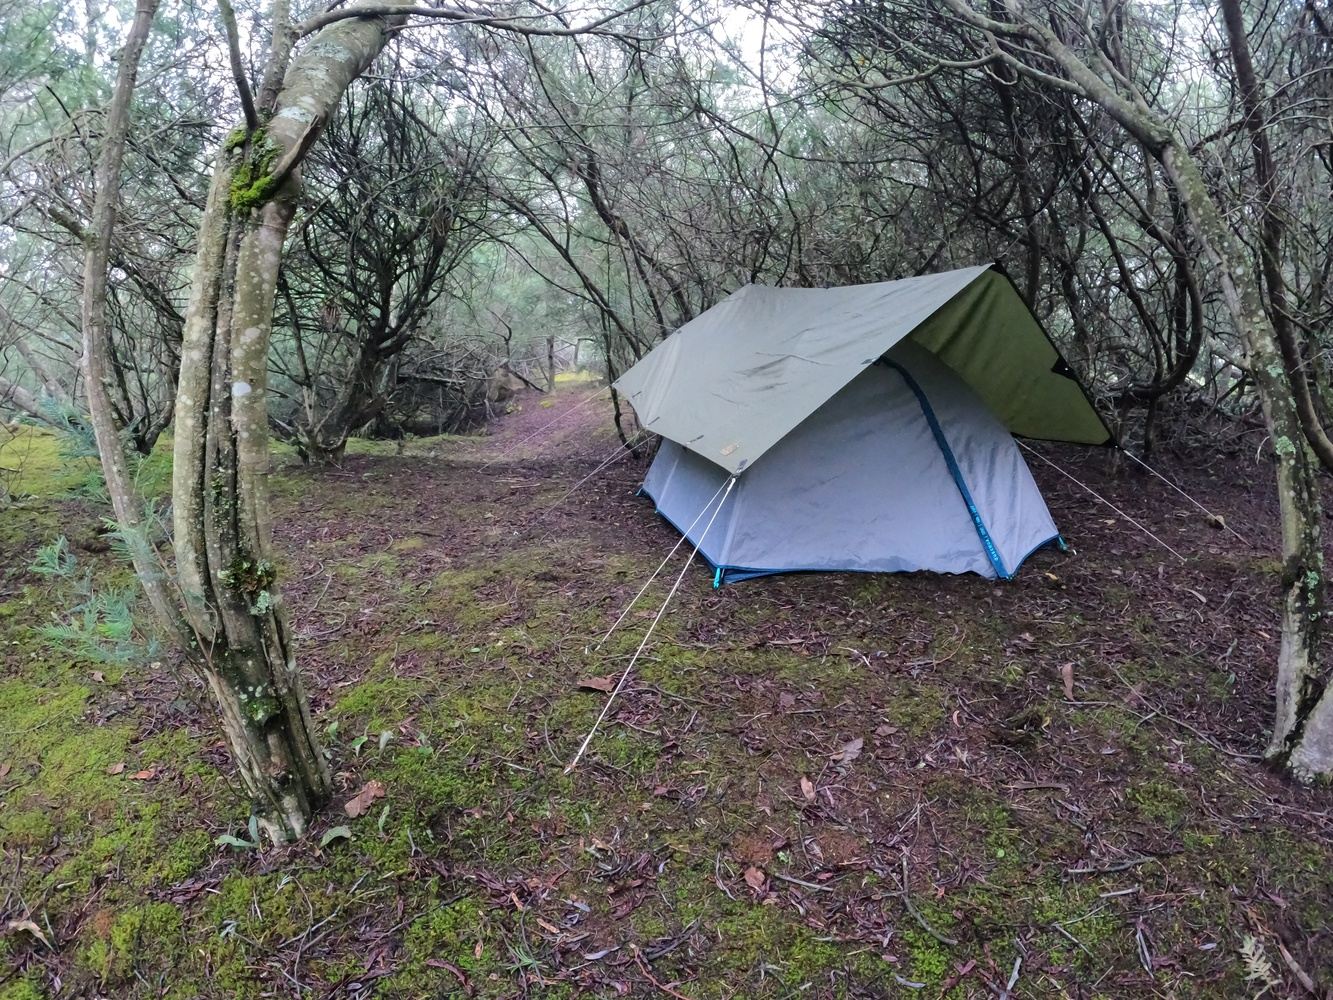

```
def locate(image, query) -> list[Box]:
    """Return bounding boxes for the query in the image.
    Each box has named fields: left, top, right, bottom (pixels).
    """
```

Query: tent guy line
left=1017, top=441, right=1188, bottom=563
left=533, top=431, right=649, bottom=526
left=1119, top=448, right=1252, bottom=548
left=588, top=475, right=737, bottom=655
left=565, top=474, right=738, bottom=774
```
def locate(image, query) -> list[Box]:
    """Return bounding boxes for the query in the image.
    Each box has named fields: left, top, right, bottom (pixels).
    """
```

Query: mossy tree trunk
left=169, top=1, right=409, bottom=841
left=93, top=0, right=620, bottom=840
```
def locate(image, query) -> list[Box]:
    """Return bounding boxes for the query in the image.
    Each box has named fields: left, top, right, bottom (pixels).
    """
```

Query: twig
left=900, top=854, right=958, bottom=946
left=632, top=945, right=696, bottom=1000
left=1002, top=955, right=1022, bottom=997
left=1135, top=919, right=1155, bottom=979
left=1066, top=856, right=1153, bottom=875
left=1274, top=938, right=1320, bottom=996
left=770, top=872, right=835, bottom=893
left=1110, top=665, right=1263, bottom=759
left=1050, top=922, right=1092, bottom=956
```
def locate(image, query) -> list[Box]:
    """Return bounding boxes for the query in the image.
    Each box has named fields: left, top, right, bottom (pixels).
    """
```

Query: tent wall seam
left=883, top=360, right=1011, bottom=579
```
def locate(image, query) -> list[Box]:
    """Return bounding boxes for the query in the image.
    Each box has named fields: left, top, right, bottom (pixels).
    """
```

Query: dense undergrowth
left=1, top=395, right=1331, bottom=998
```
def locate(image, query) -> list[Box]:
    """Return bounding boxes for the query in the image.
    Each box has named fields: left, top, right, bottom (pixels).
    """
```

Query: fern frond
left=29, top=536, right=77, bottom=577
left=1239, top=935, right=1281, bottom=999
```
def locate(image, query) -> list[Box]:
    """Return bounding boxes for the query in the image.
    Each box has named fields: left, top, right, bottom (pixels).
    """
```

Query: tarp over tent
left=614, top=264, right=1112, bottom=584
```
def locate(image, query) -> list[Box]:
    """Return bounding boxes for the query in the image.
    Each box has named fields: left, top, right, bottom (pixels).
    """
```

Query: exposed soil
left=1, top=384, right=1331, bottom=999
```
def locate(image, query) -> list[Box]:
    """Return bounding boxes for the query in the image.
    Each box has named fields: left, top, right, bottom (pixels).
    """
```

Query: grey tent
left=614, top=264, right=1112, bottom=585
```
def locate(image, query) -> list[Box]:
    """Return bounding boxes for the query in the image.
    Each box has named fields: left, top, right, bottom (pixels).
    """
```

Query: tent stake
left=1118, top=448, right=1252, bottom=548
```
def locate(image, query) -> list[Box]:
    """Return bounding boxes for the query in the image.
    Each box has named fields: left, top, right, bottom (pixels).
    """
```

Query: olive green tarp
left=614, top=264, right=1111, bottom=476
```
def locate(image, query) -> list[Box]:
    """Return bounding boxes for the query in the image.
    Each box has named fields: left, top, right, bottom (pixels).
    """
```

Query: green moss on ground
left=0, top=426, right=96, bottom=497
left=384, top=896, right=509, bottom=992
left=333, top=676, right=428, bottom=730
left=0, top=978, right=48, bottom=1000
left=83, top=902, right=184, bottom=985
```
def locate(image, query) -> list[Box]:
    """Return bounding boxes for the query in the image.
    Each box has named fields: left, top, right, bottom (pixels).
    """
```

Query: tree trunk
left=171, top=1, right=408, bottom=840
left=1219, top=0, right=1333, bottom=474
left=293, top=344, right=393, bottom=465
left=14, top=338, right=67, bottom=403
left=79, top=0, right=186, bottom=642
left=1158, top=145, right=1328, bottom=777
left=294, top=429, right=350, bottom=466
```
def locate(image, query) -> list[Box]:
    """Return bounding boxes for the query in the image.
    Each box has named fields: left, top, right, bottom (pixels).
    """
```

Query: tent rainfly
left=614, top=264, right=1113, bottom=585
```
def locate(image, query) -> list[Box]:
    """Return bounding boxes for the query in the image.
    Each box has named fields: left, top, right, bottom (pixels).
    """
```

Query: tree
left=1, top=0, right=209, bottom=452
left=80, top=0, right=653, bottom=842
left=1219, top=0, right=1333, bottom=472
left=923, top=0, right=1329, bottom=777
left=271, top=74, right=494, bottom=462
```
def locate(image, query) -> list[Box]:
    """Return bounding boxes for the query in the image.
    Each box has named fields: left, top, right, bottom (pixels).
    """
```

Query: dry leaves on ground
left=344, top=780, right=386, bottom=818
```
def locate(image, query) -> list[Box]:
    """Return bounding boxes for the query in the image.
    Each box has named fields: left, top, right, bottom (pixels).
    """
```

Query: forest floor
left=2, top=383, right=1332, bottom=999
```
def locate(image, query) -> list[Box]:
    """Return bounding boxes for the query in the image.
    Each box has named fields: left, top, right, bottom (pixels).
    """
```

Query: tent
left=613, top=264, right=1112, bottom=585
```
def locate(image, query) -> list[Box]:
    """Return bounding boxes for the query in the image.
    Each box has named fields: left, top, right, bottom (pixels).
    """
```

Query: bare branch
left=219, top=0, right=260, bottom=130
left=296, top=0, right=657, bottom=40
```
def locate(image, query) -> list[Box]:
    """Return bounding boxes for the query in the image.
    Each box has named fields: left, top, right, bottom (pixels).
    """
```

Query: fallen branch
left=1066, top=856, right=1154, bottom=875
left=1111, top=665, right=1263, bottom=760
left=770, top=871, right=836, bottom=893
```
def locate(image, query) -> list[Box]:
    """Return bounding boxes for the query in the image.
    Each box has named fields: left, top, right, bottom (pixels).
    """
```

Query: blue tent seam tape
left=883, top=360, right=1010, bottom=579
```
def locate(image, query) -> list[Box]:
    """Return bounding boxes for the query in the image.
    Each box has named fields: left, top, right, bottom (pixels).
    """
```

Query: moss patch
left=228, top=136, right=282, bottom=212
